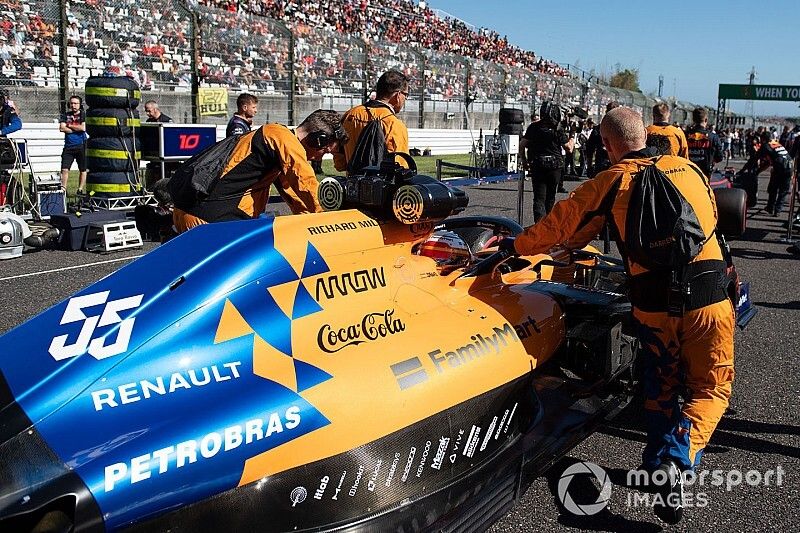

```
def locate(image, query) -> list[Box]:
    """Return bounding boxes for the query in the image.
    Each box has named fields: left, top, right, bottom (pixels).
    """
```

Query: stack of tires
left=84, top=76, right=141, bottom=198
left=498, top=108, right=524, bottom=136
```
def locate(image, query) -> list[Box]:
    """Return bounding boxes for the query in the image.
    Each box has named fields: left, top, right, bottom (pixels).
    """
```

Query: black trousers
left=531, top=166, right=562, bottom=222
left=765, top=170, right=792, bottom=214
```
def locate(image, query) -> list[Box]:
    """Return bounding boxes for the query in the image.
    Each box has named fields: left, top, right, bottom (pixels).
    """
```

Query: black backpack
left=623, top=157, right=709, bottom=270
left=347, top=105, right=390, bottom=175
left=167, top=134, right=241, bottom=210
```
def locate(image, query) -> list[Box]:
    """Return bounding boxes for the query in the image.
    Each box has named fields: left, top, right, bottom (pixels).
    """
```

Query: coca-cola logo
left=317, top=309, right=405, bottom=353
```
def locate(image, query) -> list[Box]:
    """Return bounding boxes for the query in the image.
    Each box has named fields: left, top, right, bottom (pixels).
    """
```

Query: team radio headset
left=305, top=124, right=346, bottom=150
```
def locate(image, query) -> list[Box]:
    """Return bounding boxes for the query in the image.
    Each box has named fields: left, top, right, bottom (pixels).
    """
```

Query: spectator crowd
left=0, top=0, right=574, bottom=103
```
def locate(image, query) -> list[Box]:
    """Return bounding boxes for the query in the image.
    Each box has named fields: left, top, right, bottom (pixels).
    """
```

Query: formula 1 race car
left=0, top=159, right=749, bottom=532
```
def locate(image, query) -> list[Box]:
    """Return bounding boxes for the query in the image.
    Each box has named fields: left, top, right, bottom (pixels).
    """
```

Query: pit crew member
left=173, top=109, right=347, bottom=233
left=507, top=107, right=734, bottom=525
left=646, top=103, right=688, bottom=157
left=333, top=69, right=410, bottom=174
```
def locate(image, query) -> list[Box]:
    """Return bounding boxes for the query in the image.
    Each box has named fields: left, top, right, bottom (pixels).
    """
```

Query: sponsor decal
left=307, top=222, right=358, bottom=235
left=315, top=267, right=387, bottom=300
left=290, top=486, right=307, bottom=507
left=401, top=447, right=417, bottom=482
left=385, top=452, right=402, bottom=487
left=90, top=361, right=242, bottom=411
left=317, top=309, right=405, bottom=353
left=367, top=460, right=383, bottom=491
left=513, top=315, right=541, bottom=339
left=390, top=357, right=429, bottom=390
left=103, top=406, right=302, bottom=492
left=496, top=409, right=509, bottom=440
left=431, top=437, right=449, bottom=470
left=307, top=219, right=378, bottom=236
left=449, top=429, right=465, bottom=464
left=416, top=440, right=432, bottom=478
left=428, top=324, right=519, bottom=374
left=49, top=291, right=144, bottom=361
left=480, top=417, right=498, bottom=452
left=348, top=465, right=365, bottom=496
left=390, top=324, right=519, bottom=390
left=410, top=221, right=435, bottom=237
left=463, top=425, right=481, bottom=458
left=259, top=384, right=529, bottom=527
left=331, top=471, right=347, bottom=500
left=504, top=403, right=518, bottom=434
left=313, top=476, right=329, bottom=500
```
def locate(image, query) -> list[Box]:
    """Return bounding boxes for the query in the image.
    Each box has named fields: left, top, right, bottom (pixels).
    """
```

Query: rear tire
left=714, top=187, right=747, bottom=237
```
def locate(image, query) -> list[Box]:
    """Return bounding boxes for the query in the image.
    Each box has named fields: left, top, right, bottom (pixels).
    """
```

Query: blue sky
left=428, top=0, right=800, bottom=117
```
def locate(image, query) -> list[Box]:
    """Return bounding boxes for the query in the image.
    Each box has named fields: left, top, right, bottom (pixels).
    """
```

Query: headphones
left=308, top=124, right=345, bottom=149
left=68, top=94, right=83, bottom=106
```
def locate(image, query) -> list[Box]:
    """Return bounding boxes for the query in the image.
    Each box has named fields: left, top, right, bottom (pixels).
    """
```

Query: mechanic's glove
left=498, top=236, right=517, bottom=256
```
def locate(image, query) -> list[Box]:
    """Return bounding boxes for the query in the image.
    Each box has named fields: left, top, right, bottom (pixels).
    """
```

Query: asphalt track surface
left=1, top=161, right=798, bottom=532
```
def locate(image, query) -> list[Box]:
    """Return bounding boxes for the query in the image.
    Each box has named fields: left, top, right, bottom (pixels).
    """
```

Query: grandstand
left=0, top=0, right=703, bottom=128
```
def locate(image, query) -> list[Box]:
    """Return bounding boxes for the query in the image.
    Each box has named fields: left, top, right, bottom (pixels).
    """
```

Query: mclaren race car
left=0, top=159, right=748, bottom=532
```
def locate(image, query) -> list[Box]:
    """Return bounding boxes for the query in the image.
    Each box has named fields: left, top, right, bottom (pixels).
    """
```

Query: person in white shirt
left=578, top=119, right=593, bottom=176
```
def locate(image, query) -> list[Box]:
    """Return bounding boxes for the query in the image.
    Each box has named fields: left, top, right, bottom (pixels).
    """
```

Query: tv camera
left=317, top=153, right=468, bottom=224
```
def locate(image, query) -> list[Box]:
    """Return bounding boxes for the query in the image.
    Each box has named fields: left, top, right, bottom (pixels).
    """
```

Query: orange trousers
left=635, top=298, right=735, bottom=471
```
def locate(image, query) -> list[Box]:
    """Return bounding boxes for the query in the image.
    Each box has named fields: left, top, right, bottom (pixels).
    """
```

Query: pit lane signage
left=718, top=84, right=800, bottom=102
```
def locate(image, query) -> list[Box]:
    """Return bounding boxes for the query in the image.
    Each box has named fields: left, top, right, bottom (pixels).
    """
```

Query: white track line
left=0, top=255, right=142, bottom=282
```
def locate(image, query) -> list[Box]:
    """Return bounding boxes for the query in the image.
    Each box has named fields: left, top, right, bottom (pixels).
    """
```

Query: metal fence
left=4, top=0, right=711, bottom=131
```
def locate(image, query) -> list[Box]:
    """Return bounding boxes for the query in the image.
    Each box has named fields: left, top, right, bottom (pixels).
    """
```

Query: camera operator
left=519, top=101, right=574, bottom=222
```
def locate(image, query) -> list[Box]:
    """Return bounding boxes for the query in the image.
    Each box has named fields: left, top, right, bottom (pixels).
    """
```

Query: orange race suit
left=173, top=124, right=322, bottom=233
left=646, top=122, right=689, bottom=158
left=333, top=100, right=409, bottom=173
left=514, top=147, right=735, bottom=472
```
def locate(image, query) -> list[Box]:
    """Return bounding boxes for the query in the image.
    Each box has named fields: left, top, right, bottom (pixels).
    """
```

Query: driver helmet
left=417, top=230, right=473, bottom=273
